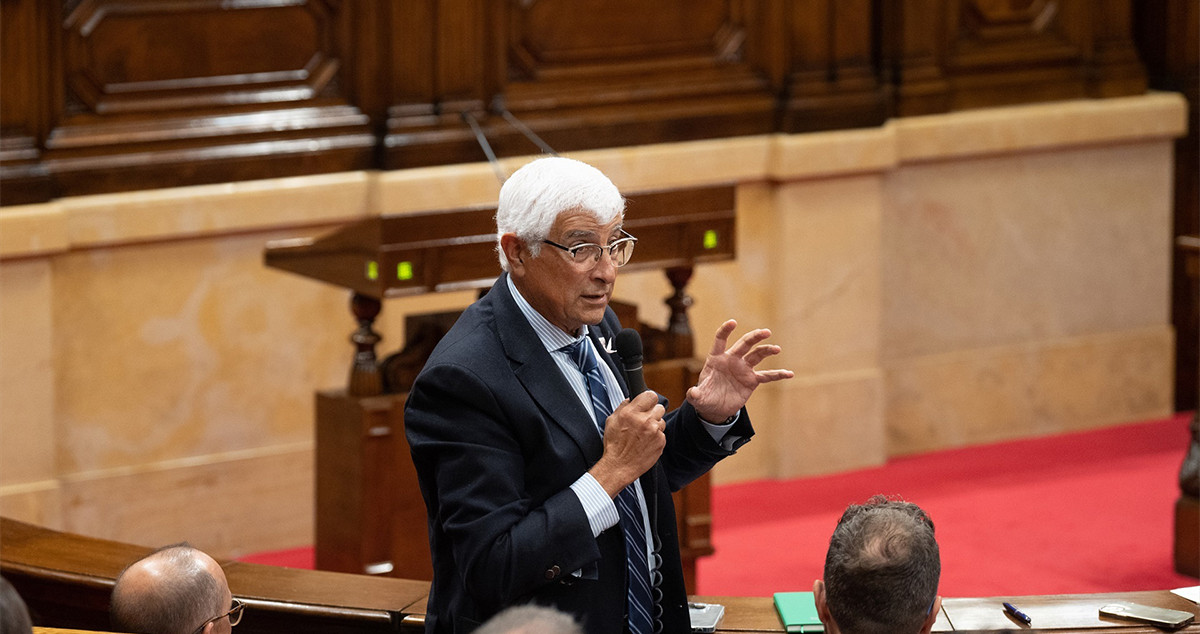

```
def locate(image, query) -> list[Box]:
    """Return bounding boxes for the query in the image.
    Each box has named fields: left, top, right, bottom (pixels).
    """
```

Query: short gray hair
left=495, top=156, right=625, bottom=271
left=474, top=605, right=584, bottom=634
left=823, top=495, right=940, bottom=634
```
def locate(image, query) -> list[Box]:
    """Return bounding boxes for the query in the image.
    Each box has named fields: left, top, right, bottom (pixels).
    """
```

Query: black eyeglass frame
left=541, top=229, right=638, bottom=268
left=190, top=598, right=244, bottom=634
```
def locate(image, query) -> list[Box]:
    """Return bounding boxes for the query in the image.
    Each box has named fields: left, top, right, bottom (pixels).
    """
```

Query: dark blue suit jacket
left=404, top=274, right=753, bottom=633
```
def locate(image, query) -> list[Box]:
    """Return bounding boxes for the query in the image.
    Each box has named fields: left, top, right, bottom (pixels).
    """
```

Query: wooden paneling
left=60, top=1, right=334, bottom=114
left=883, top=0, right=1146, bottom=116
left=383, top=0, right=782, bottom=169
left=781, top=0, right=889, bottom=132
left=1, top=0, right=376, bottom=203
left=0, top=0, right=52, bottom=204
left=315, top=391, right=434, bottom=581
left=0, top=0, right=1150, bottom=203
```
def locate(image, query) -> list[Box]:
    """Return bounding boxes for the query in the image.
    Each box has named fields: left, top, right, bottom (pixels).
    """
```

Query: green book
left=773, top=591, right=825, bottom=633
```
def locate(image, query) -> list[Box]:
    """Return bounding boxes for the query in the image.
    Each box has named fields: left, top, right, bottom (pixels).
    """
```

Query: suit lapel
left=490, top=275, right=605, bottom=462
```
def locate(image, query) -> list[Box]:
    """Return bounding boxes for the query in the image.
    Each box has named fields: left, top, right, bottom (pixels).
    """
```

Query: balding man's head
left=111, top=544, right=233, bottom=634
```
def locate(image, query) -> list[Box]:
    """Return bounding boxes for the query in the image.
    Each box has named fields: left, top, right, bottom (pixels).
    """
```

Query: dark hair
left=110, top=544, right=224, bottom=634
left=0, top=575, right=33, bottom=634
left=823, top=495, right=940, bottom=634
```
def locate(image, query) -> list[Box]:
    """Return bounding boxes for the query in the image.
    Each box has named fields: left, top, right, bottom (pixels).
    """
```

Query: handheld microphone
left=614, top=328, right=648, bottom=396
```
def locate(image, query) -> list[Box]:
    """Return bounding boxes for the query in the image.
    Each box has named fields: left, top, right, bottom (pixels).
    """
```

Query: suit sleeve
left=658, top=398, right=753, bottom=492
left=405, top=359, right=602, bottom=612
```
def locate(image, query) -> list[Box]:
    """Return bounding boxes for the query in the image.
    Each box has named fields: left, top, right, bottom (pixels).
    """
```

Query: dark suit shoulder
left=420, top=289, right=505, bottom=368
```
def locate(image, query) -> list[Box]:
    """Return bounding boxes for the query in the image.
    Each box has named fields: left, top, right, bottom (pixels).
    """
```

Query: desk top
left=693, top=591, right=1200, bottom=633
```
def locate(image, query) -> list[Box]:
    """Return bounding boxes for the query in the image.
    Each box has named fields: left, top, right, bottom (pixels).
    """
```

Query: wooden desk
left=690, top=591, right=1200, bottom=633
left=940, top=591, right=1199, bottom=632
left=8, top=517, right=1198, bottom=633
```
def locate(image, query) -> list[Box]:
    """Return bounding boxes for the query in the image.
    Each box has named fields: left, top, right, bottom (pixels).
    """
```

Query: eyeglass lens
left=571, top=239, right=634, bottom=266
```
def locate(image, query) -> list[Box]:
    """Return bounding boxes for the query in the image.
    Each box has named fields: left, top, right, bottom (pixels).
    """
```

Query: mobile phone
left=1099, top=602, right=1195, bottom=629
left=689, top=602, right=725, bottom=633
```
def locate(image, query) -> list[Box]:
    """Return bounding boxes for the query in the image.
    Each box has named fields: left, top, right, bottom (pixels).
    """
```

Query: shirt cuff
left=570, top=473, right=619, bottom=537
left=700, top=411, right=743, bottom=451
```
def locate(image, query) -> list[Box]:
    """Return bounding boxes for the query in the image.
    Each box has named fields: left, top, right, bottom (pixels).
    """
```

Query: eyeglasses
left=541, top=229, right=638, bottom=269
left=191, top=598, right=244, bottom=634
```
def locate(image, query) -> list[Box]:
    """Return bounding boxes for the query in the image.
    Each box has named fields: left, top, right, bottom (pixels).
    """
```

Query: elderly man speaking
left=405, top=156, right=792, bottom=633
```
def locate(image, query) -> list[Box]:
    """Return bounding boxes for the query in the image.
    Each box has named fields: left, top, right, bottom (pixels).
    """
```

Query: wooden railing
left=1, top=518, right=428, bottom=634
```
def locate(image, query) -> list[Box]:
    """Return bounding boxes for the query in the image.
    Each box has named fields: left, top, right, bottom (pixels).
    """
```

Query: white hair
left=495, top=156, right=625, bottom=270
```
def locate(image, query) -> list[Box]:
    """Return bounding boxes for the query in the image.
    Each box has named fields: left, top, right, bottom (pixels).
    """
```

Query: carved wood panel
left=781, top=0, right=888, bottom=132
left=62, top=0, right=340, bottom=114
left=508, top=0, right=746, bottom=74
left=383, top=0, right=782, bottom=170
left=884, top=0, right=1146, bottom=115
left=1, top=0, right=375, bottom=201
left=0, top=0, right=1150, bottom=203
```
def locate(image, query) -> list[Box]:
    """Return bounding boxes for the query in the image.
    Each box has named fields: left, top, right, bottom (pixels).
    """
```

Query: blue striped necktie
left=563, top=338, right=655, bottom=634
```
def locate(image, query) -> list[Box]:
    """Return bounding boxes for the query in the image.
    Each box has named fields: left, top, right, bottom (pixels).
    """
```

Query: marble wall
left=0, top=93, right=1185, bottom=557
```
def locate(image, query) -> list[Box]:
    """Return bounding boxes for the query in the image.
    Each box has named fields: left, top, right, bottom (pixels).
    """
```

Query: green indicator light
left=366, top=261, right=379, bottom=281
left=703, top=229, right=719, bottom=249
left=397, top=261, right=414, bottom=281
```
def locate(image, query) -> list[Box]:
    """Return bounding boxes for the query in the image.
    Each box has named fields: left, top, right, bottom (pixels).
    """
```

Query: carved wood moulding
left=882, top=0, right=1147, bottom=115
left=5, top=0, right=376, bottom=202
left=0, top=0, right=1150, bottom=204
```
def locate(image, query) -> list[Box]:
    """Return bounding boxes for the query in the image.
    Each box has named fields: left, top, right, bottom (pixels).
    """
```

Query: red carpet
left=697, top=413, right=1197, bottom=597
left=241, top=413, right=1198, bottom=598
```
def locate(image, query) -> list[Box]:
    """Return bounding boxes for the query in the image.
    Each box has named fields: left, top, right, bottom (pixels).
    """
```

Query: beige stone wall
left=0, top=93, right=1185, bottom=557
left=882, top=138, right=1176, bottom=453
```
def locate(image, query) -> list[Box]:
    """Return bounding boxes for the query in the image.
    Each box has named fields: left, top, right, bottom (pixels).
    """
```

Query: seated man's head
left=814, top=495, right=941, bottom=634
left=111, top=544, right=242, bottom=634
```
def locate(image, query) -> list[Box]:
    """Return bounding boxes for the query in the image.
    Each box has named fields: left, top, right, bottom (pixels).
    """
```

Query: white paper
left=1171, top=586, right=1200, bottom=604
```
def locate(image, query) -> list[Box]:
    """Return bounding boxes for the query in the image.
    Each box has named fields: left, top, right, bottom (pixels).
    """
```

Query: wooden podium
left=265, top=185, right=737, bottom=591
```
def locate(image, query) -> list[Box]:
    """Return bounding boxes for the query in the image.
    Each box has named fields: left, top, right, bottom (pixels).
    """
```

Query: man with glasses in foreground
left=405, top=156, right=793, bottom=633
left=111, top=544, right=243, bottom=634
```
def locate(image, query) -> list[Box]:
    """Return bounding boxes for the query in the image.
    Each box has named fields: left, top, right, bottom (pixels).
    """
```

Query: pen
left=1004, top=601, right=1032, bottom=625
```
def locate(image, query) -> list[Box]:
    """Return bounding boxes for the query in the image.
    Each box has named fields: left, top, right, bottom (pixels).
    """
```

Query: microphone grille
left=614, top=328, right=643, bottom=360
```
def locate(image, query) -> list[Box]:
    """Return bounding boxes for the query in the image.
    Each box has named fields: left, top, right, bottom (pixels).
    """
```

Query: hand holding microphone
left=589, top=328, right=664, bottom=497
